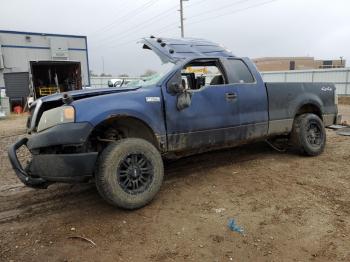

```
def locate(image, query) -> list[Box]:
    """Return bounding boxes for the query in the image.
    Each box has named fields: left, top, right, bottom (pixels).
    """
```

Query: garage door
left=4, top=72, right=30, bottom=99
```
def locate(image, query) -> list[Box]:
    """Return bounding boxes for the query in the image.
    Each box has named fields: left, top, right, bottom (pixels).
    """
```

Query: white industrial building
left=261, top=68, right=350, bottom=95
left=0, top=30, right=90, bottom=111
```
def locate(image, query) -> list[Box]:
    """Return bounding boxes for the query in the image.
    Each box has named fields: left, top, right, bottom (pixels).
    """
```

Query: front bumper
left=27, top=122, right=94, bottom=150
left=8, top=138, right=48, bottom=188
left=8, top=123, right=98, bottom=188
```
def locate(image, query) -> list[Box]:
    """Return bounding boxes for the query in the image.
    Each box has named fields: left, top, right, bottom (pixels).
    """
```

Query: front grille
left=27, top=99, right=43, bottom=133
left=26, top=115, right=32, bottom=130
left=26, top=105, right=35, bottom=130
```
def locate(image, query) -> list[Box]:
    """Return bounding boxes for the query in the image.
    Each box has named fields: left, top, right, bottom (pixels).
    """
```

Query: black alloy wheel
left=291, top=113, right=326, bottom=156
left=95, top=138, right=164, bottom=209
left=117, top=153, right=153, bottom=195
left=306, top=120, right=323, bottom=147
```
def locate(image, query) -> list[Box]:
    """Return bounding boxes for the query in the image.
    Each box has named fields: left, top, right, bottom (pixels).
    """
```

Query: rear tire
left=95, top=138, right=164, bottom=209
left=291, top=113, right=326, bottom=156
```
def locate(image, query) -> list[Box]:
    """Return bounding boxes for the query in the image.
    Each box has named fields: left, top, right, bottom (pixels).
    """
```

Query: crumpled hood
left=38, top=87, right=140, bottom=104
left=27, top=86, right=143, bottom=132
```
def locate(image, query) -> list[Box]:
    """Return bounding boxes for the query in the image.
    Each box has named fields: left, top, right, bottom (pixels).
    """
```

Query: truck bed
left=266, top=82, right=337, bottom=135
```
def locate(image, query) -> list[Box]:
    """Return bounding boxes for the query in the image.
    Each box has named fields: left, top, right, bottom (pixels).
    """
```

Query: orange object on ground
left=13, top=106, right=23, bottom=114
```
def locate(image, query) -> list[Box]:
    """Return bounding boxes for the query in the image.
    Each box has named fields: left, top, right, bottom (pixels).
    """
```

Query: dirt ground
left=0, top=107, right=349, bottom=262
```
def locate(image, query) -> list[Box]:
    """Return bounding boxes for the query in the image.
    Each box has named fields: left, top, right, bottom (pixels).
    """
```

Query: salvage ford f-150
left=8, top=37, right=339, bottom=209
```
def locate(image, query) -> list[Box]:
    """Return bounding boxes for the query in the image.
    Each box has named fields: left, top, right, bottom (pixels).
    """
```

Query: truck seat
left=210, top=75, right=224, bottom=85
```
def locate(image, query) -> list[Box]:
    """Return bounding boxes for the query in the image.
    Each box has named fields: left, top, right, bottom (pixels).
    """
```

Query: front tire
left=291, top=113, right=326, bottom=156
left=95, top=138, right=164, bottom=209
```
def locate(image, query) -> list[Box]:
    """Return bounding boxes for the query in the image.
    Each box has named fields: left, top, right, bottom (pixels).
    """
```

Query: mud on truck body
left=8, top=37, right=339, bottom=209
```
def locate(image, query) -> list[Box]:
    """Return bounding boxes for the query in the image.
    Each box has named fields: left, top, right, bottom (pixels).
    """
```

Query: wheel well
left=89, top=116, right=159, bottom=151
left=295, top=104, right=322, bottom=120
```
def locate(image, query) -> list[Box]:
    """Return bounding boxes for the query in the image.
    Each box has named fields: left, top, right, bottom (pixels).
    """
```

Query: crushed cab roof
left=140, top=36, right=235, bottom=64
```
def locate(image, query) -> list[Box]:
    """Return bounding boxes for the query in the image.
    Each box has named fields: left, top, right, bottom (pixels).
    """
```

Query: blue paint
left=2, top=45, right=50, bottom=50
left=235, top=58, right=269, bottom=125
left=70, top=58, right=268, bottom=152
left=73, top=87, right=166, bottom=136
left=1, top=44, right=86, bottom=51
left=0, top=29, right=86, bottom=39
left=69, top=54, right=270, bottom=152
left=162, top=80, right=240, bottom=133
left=67, top=48, right=87, bottom=51
left=227, top=219, right=244, bottom=234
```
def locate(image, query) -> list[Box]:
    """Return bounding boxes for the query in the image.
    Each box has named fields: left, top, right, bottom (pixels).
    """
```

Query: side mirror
left=167, top=70, right=184, bottom=95
left=177, top=91, right=192, bottom=111
left=168, top=81, right=184, bottom=95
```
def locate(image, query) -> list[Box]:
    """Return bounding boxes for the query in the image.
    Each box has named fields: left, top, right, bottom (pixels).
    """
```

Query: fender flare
left=90, top=113, right=166, bottom=152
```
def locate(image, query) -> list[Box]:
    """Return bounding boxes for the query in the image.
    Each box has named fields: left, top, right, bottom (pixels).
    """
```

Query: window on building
left=289, top=61, right=295, bottom=70
left=323, top=60, right=333, bottom=68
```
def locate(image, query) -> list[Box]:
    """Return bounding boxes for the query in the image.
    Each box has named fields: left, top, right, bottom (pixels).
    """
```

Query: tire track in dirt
left=0, top=144, right=273, bottom=224
left=0, top=184, right=96, bottom=223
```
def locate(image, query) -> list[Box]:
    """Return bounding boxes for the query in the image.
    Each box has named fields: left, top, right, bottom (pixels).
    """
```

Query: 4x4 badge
left=321, top=86, right=332, bottom=92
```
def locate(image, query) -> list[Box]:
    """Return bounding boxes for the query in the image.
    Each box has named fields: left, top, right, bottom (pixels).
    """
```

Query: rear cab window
left=225, top=59, right=255, bottom=84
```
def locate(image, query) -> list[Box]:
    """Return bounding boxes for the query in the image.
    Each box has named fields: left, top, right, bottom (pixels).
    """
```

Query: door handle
left=225, top=92, right=237, bottom=101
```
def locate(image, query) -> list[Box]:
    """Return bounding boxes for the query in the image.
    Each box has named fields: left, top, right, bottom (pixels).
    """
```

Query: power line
left=91, top=0, right=279, bottom=49
left=90, top=0, right=160, bottom=37
left=91, top=0, right=216, bottom=47
left=187, top=0, right=279, bottom=26
left=91, top=0, right=158, bottom=36
left=88, top=0, right=280, bottom=72
left=186, top=0, right=211, bottom=8
left=152, top=22, right=180, bottom=35
left=100, top=22, right=179, bottom=49
left=178, top=0, right=255, bottom=38
left=92, top=0, right=245, bottom=48
left=90, top=4, right=178, bottom=47
left=188, top=0, right=256, bottom=20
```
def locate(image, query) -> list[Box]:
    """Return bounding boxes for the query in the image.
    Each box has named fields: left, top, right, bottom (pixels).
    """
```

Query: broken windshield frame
left=125, top=63, right=176, bottom=88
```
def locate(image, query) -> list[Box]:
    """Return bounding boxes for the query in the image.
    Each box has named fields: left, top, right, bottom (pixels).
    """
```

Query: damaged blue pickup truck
left=8, top=37, right=339, bottom=209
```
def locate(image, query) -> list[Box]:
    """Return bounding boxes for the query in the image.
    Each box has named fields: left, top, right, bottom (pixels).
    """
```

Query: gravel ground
left=0, top=106, right=349, bottom=262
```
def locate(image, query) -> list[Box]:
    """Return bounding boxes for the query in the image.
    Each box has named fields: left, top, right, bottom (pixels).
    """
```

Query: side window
left=226, top=59, right=255, bottom=84
left=181, top=60, right=226, bottom=90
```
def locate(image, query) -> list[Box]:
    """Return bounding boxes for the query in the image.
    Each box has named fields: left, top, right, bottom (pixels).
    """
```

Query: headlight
left=37, top=106, right=75, bottom=132
left=334, top=93, right=338, bottom=105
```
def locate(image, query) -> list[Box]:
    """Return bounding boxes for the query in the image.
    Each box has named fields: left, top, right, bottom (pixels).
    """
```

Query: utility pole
left=102, top=56, right=105, bottom=75
left=340, top=56, right=344, bottom=68
left=179, top=0, right=188, bottom=38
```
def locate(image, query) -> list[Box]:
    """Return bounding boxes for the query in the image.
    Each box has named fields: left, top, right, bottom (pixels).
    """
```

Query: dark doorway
left=4, top=72, right=30, bottom=110
left=30, top=61, right=82, bottom=98
left=289, top=61, right=295, bottom=70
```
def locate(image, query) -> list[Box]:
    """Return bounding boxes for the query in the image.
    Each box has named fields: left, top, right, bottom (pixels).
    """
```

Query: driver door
left=163, top=58, right=241, bottom=152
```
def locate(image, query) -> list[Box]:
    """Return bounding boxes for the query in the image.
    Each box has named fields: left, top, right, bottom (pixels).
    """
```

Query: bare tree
left=141, top=69, right=157, bottom=77
left=89, top=70, right=98, bottom=77
left=119, top=73, right=129, bottom=77
left=100, top=73, right=112, bottom=77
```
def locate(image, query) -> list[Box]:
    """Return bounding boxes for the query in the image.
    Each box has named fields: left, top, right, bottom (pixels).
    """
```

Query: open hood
left=34, top=87, right=139, bottom=105
left=140, top=36, right=235, bottom=64
left=27, top=87, right=140, bottom=131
